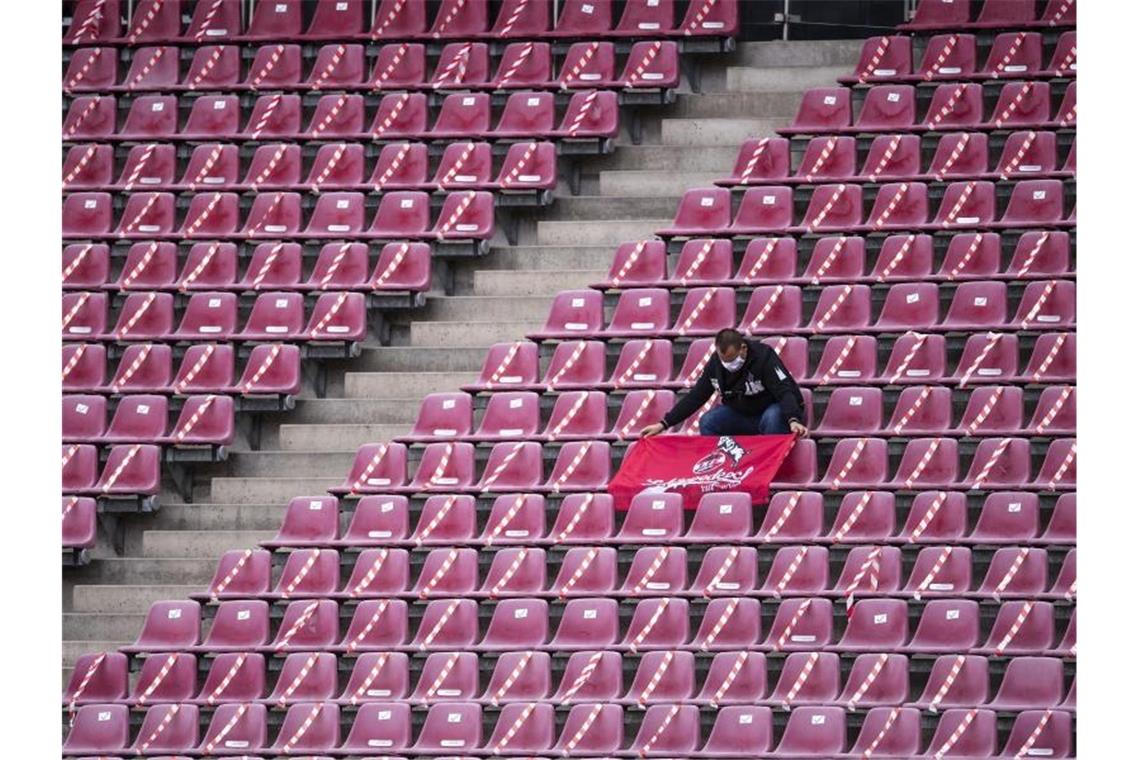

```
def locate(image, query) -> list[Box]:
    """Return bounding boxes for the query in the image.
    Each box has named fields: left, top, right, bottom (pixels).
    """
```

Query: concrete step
left=71, top=585, right=202, bottom=614
left=733, top=39, right=864, bottom=68
left=661, top=117, right=786, bottom=146
left=483, top=245, right=616, bottom=271
left=410, top=320, right=543, bottom=347
left=472, top=269, right=602, bottom=297
left=143, top=529, right=277, bottom=558
left=583, top=144, right=740, bottom=173
left=669, top=90, right=801, bottom=119
left=549, top=195, right=680, bottom=220
left=223, top=450, right=356, bottom=477
left=725, top=64, right=849, bottom=92
left=149, top=504, right=284, bottom=532
left=537, top=218, right=671, bottom=246
left=279, top=423, right=410, bottom=451
left=599, top=170, right=723, bottom=197
left=422, top=295, right=555, bottom=322
left=345, top=371, right=474, bottom=399
left=64, top=613, right=149, bottom=642
left=289, top=398, right=422, bottom=425
left=209, top=477, right=339, bottom=505
left=351, top=346, right=487, bottom=373
left=64, top=557, right=218, bottom=584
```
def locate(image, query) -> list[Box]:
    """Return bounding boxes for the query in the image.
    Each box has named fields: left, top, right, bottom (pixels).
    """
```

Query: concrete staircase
left=62, top=39, right=862, bottom=683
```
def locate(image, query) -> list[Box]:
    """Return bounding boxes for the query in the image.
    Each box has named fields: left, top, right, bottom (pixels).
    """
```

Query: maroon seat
left=998, top=179, right=1068, bottom=228
left=976, top=546, right=1048, bottom=598
left=680, top=0, right=740, bottom=36
left=549, top=598, right=620, bottom=649
left=825, top=490, right=895, bottom=542
left=719, top=137, right=792, bottom=185
left=337, top=599, right=409, bottom=653
left=480, top=598, right=550, bottom=649
left=975, top=600, right=1055, bottom=655
left=814, top=387, right=883, bottom=436
left=862, top=182, right=930, bottom=231
left=62, top=144, right=114, bottom=191
left=761, top=597, right=832, bottom=652
left=737, top=285, right=802, bottom=335
left=117, top=96, right=178, bottom=140
left=922, top=82, right=984, bottom=130
left=548, top=493, right=615, bottom=543
left=854, top=84, right=917, bottom=131
left=904, top=599, right=980, bottom=653
left=480, top=547, right=547, bottom=597
left=553, top=89, right=620, bottom=139
left=887, top=437, right=958, bottom=488
left=190, top=651, right=266, bottom=705
left=62, top=494, right=99, bottom=551
left=63, top=651, right=128, bottom=707
left=340, top=547, right=410, bottom=597
left=842, top=35, right=914, bottom=84
left=910, top=654, right=989, bottom=710
left=731, top=186, right=797, bottom=234
left=63, top=96, right=117, bottom=140
left=123, top=600, right=201, bottom=653
left=848, top=707, right=923, bottom=757
left=62, top=342, right=106, bottom=392
left=195, top=702, right=267, bottom=755
left=770, top=706, right=846, bottom=756
left=807, top=283, right=873, bottom=333
left=473, top=441, right=543, bottom=492
left=659, top=187, right=731, bottom=236
left=950, top=332, right=1020, bottom=385
left=410, top=494, right=477, bottom=545
left=853, top=133, right=922, bottom=182
left=63, top=193, right=113, bottom=239
left=558, top=41, right=616, bottom=88
left=61, top=291, right=106, bottom=339
left=833, top=598, right=909, bottom=651
left=269, top=548, right=340, bottom=600
left=550, top=0, right=613, bottom=37
left=757, top=545, right=828, bottom=597
left=868, top=233, right=934, bottom=281
left=529, top=289, right=604, bottom=340
left=65, top=0, right=123, bottom=43
left=989, top=80, right=1054, bottom=129
left=127, top=702, right=199, bottom=754
left=782, top=87, right=852, bottom=134
left=820, top=437, right=889, bottom=489
left=336, top=652, right=410, bottom=705
left=979, top=31, right=1044, bottom=78
left=1034, top=437, right=1077, bottom=490
left=626, top=702, right=700, bottom=755
left=62, top=704, right=130, bottom=755
left=1000, top=709, right=1072, bottom=757
left=117, top=45, right=180, bottom=90
left=551, top=702, right=623, bottom=754
left=885, top=385, right=953, bottom=435
left=543, top=390, right=609, bottom=441
left=835, top=653, right=910, bottom=709
left=619, top=40, right=682, bottom=91
left=179, top=45, right=241, bottom=90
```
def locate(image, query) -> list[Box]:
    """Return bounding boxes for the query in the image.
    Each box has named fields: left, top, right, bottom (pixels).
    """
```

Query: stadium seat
left=770, top=706, right=846, bottom=756
left=65, top=0, right=123, bottom=44
left=784, top=87, right=852, bottom=134
left=62, top=144, right=114, bottom=190
left=337, top=598, right=409, bottom=653
left=118, top=45, right=181, bottom=91
left=835, top=652, right=910, bottom=708
left=719, top=137, right=792, bottom=185
left=334, top=495, right=409, bottom=547
left=126, top=702, right=199, bottom=754
left=842, top=35, right=914, bottom=84
left=179, top=45, right=242, bottom=90
left=63, top=96, right=116, bottom=140
left=695, top=651, right=769, bottom=706
left=62, top=703, right=130, bottom=755
left=341, top=548, right=411, bottom=597
left=761, top=597, right=832, bottom=652
left=825, top=490, right=895, bottom=541
left=855, top=85, right=917, bottom=131
left=868, top=234, right=934, bottom=281
left=922, top=82, right=984, bottom=130
left=833, top=544, right=903, bottom=595
left=196, top=702, right=267, bottom=755
left=337, top=652, right=410, bottom=704
left=737, top=285, right=802, bottom=335
left=910, top=654, right=990, bottom=710
left=904, top=599, right=980, bottom=653
left=732, top=185, right=797, bottom=233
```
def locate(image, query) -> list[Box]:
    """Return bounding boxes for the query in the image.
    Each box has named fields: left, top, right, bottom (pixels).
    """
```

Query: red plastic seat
left=336, top=652, right=410, bottom=705
left=62, top=651, right=129, bottom=707
left=63, top=703, right=129, bottom=755
left=731, top=236, right=796, bottom=284
left=62, top=243, right=110, bottom=290
left=905, top=599, right=981, bottom=653
left=868, top=234, right=934, bottom=281
left=693, top=651, right=768, bottom=706
left=548, top=492, right=615, bottom=543
left=550, top=0, right=613, bottom=37
left=897, top=490, right=968, bottom=544
left=755, top=491, right=824, bottom=543
left=950, top=332, right=1019, bottom=386
left=922, top=82, right=985, bottom=130
left=988, top=81, right=1053, bottom=129
left=65, top=0, right=123, bottom=43
left=62, top=495, right=99, bottom=550
left=406, top=443, right=476, bottom=493
left=605, top=340, right=674, bottom=393
left=542, top=390, right=608, bottom=441
left=843, top=35, right=913, bottom=84
left=814, top=387, right=883, bottom=436
left=118, top=45, right=180, bottom=91
left=554, top=89, right=620, bottom=139
left=836, top=653, right=911, bottom=708
left=770, top=706, right=846, bottom=756
left=62, top=144, right=114, bottom=190
left=1024, top=385, right=1076, bottom=435
left=731, top=186, right=796, bottom=234
left=1013, top=279, right=1075, bottom=329
left=810, top=335, right=879, bottom=386
left=737, top=285, right=802, bottom=335
left=124, top=600, right=201, bottom=653
left=884, top=385, right=954, bottom=435
left=63, top=192, right=114, bottom=239
left=855, top=85, right=917, bottom=131
left=117, top=95, right=178, bottom=140
left=887, top=437, right=958, bottom=488
left=807, top=283, right=873, bottom=333
left=784, top=87, right=851, bottom=133
left=558, top=41, right=616, bottom=88
left=680, top=0, right=740, bottom=35
left=998, top=178, right=1067, bottom=228
left=660, top=187, right=732, bottom=236
left=180, top=44, right=241, bottom=89
left=862, top=182, right=930, bottom=231
left=196, top=702, right=267, bottom=755
left=337, top=599, right=409, bottom=653
left=1018, top=331, right=1075, bottom=383
left=1034, top=437, right=1077, bottom=490
left=531, top=289, right=604, bottom=340
left=910, top=654, right=989, bottom=710
left=63, top=96, right=117, bottom=140
left=719, top=137, right=791, bottom=185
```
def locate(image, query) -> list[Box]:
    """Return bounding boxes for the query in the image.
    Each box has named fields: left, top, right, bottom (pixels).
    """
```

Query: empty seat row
left=779, top=81, right=1075, bottom=136
left=840, top=31, right=1075, bottom=85
left=902, top=0, right=1076, bottom=32
left=659, top=180, right=1072, bottom=238
left=67, top=648, right=1074, bottom=712
left=63, top=342, right=301, bottom=396
left=62, top=443, right=160, bottom=496
left=63, top=290, right=368, bottom=343
left=119, top=594, right=1075, bottom=655
left=597, top=232, right=1072, bottom=289
left=197, top=543, right=1074, bottom=601
left=717, top=132, right=1074, bottom=186
left=398, top=384, right=1074, bottom=444
left=262, top=490, right=1075, bottom=549
left=531, top=281, right=1075, bottom=342
left=466, top=331, right=1076, bottom=393
left=65, top=40, right=681, bottom=94
left=65, top=0, right=740, bottom=45
left=62, top=91, right=620, bottom=142
left=63, top=140, right=557, bottom=192
left=63, top=393, right=234, bottom=445
left=64, top=699, right=1074, bottom=758
left=62, top=190, right=494, bottom=241
left=330, top=436, right=1076, bottom=495
left=63, top=240, right=432, bottom=293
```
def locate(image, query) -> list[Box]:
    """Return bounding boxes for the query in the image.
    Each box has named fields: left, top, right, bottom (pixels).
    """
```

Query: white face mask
left=720, top=354, right=746, bottom=372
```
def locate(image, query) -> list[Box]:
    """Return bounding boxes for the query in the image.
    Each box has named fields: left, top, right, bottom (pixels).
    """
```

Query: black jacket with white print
left=661, top=339, right=805, bottom=429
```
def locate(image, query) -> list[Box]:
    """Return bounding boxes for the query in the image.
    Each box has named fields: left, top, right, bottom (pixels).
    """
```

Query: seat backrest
left=790, top=87, right=851, bottom=130
left=368, top=92, right=429, bottom=137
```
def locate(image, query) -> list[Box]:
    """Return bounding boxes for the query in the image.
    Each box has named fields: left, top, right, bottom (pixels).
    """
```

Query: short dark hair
left=714, top=328, right=746, bottom=352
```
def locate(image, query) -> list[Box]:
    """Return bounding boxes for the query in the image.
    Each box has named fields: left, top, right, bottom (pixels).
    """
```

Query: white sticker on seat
left=369, top=739, right=393, bottom=747
left=946, top=608, right=960, bottom=620
left=930, top=582, right=953, bottom=591
left=224, top=740, right=249, bottom=748
left=98, top=711, right=112, bottom=721
left=501, top=376, right=522, bottom=384
left=643, top=528, right=666, bottom=536
left=84, top=199, right=98, bottom=209
left=873, top=68, right=897, bottom=76
left=367, top=530, right=392, bottom=538
left=700, top=197, right=714, bottom=207
left=633, top=373, right=657, bottom=381
left=213, top=99, right=227, bottom=109
left=823, top=95, right=837, bottom=105
left=939, top=66, right=961, bottom=74
left=647, top=582, right=669, bottom=590
left=906, top=292, right=919, bottom=304
left=141, top=177, right=161, bottom=184
left=652, top=500, right=665, bottom=509
left=400, top=199, right=414, bottom=209
left=309, top=500, right=324, bottom=510
left=505, top=529, right=529, bottom=537
left=456, top=223, right=478, bottom=232
left=582, top=3, right=594, bottom=12
left=811, top=714, right=826, bottom=725
left=874, top=613, right=888, bottom=624
left=514, top=608, right=528, bottom=618
left=1036, top=314, right=1060, bottom=323
left=631, top=322, right=655, bottom=330
left=762, top=195, right=776, bottom=205
left=138, top=224, right=160, bottom=233
left=367, top=689, right=391, bottom=697
left=955, top=217, right=979, bottom=224
left=849, top=396, right=864, bottom=406
left=565, top=322, right=587, bottom=330
left=719, top=504, right=733, bottom=514
left=366, top=477, right=391, bottom=486
left=199, top=326, right=222, bottom=333
left=518, top=174, right=541, bottom=183
left=454, top=175, right=476, bottom=183
left=1033, top=190, right=1047, bottom=200
left=739, top=713, right=753, bottom=724
left=580, top=73, right=601, bottom=81
left=638, top=296, right=653, bottom=307
left=328, top=224, right=350, bottom=232
left=905, top=369, right=930, bottom=377
left=462, top=97, right=476, bottom=106
left=237, top=609, right=250, bottom=621
left=791, top=634, right=816, bottom=642
left=583, top=608, right=597, bottom=619
left=571, top=297, right=586, bottom=307
left=151, top=102, right=165, bottom=112
left=434, top=477, right=458, bottom=485
left=638, top=22, right=660, bottom=29
left=887, top=92, right=900, bottom=102
left=1008, top=502, right=1021, bottom=512
left=168, top=608, right=182, bottom=619
left=1005, top=64, right=1027, bottom=73
left=275, top=3, right=287, bottom=11
left=137, top=404, right=150, bottom=414
left=527, top=97, right=541, bottom=107
left=838, top=370, right=861, bottom=378
left=265, top=224, right=287, bottom=233
left=325, top=325, right=349, bottom=334
left=509, top=398, right=524, bottom=409
left=1019, top=165, right=1041, bottom=172
left=702, top=21, right=725, bottom=28
left=978, top=368, right=1001, bottom=376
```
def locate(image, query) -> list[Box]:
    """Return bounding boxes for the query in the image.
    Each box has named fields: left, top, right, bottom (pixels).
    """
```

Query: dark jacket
left=661, top=339, right=805, bottom=429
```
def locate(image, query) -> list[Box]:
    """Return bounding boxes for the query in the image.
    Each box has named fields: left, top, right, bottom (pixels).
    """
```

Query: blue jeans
left=699, top=403, right=790, bottom=436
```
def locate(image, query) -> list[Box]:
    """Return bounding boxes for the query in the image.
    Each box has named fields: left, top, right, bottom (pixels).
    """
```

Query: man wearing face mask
left=640, top=328, right=808, bottom=438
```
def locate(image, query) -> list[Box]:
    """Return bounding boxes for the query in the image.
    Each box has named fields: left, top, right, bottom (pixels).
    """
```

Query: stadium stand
left=62, top=0, right=1074, bottom=756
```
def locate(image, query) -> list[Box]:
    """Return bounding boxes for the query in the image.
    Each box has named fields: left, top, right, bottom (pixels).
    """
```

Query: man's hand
left=639, top=422, right=667, bottom=438
left=790, top=420, right=809, bottom=438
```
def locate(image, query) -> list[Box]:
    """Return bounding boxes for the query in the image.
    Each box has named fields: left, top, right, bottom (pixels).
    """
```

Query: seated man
left=641, top=328, right=808, bottom=438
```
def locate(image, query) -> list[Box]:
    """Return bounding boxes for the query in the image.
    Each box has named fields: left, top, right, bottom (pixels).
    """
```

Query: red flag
left=608, top=434, right=796, bottom=511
